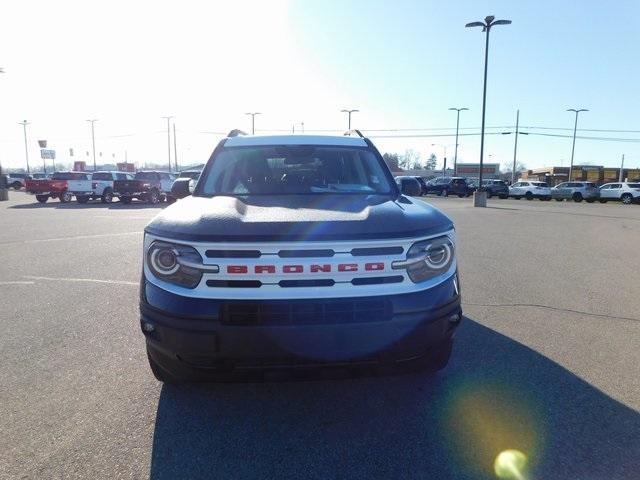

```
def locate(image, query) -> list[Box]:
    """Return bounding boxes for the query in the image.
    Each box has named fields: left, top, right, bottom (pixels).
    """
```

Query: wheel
left=120, top=196, right=132, bottom=204
left=621, top=193, right=633, bottom=205
left=572, top=192, right=583, bottom=203
left=457, top=194, right=465, bottom=198
left=586, top=198, right=595, bottom=203
left=147, top=189, right=160, bottom=204
left=76, top=195, right=90, bottom=204
left=12, top=182, right=22, bottom=190
left=441, top=189, right=448, bottom=197
left=525, top=191, right=533, bottom=200
left=59, top=192, right=72, bottom=203
left=555, top=198, right=563, bottom=202
left=599, top=199, right=608, bottom=203
left=499, top=194, right=508, bottom=199
left=35, top=195, right=48, bottom=203
left=147, top=348, right=179, bottom=383
left=486, top=190, right=493, bottom=199
left=101, top=189, right=113, bottom=204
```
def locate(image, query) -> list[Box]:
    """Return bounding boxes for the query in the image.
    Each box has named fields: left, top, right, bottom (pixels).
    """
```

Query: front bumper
left=141, top=273, right=462, bottom=375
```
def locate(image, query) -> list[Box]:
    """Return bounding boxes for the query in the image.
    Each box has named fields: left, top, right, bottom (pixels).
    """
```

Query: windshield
left=198, top=145, right=394, bottom=195
left=628, top=183, right=640, bottom=188
left=135, top=172, right=159, bottom=181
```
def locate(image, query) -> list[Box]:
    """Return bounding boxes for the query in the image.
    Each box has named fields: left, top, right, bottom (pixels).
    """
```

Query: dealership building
left=521, top=165, right=640, bottom=186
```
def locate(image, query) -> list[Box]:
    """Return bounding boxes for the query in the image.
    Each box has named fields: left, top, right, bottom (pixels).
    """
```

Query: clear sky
left=1, top=0, right=639, bottom=171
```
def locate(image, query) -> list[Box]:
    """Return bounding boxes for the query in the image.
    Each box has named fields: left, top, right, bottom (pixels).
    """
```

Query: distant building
left=522, top=166, right=640, bottom=186
left=454, top=163, right=500, bottom=179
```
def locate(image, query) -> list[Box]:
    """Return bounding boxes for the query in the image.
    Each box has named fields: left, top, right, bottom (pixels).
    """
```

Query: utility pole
left=86, top=119, right=98, bottom=171
left=173, top=122, right=178, bottom=172
left=245, top=112, right=261, bottom=134
left=619, top=154, right=625, bottom=182
left=448, top=107, right=468, bottom=175
left=512, top=110, right=520, bottom=184
left=19, top=120, right=30, bottom=173
left=567, top=108, right=588, bottom=181
left=161, top=116, right=173, bottom=171
left=340, top=109, right=359, bottom=130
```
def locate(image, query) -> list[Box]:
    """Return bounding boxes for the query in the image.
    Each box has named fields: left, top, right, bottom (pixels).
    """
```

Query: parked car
left=6, top=173, right=31, bottom=190
left=551, top=181, right=600, bottom=202
left=113, top=171, right=175, bottom=204
left=91, top=171, right=135, bottom=203
left=482, top=179, right=509, bottom=199
left=142, top=131, right=461, bottom=382
left=25, top=171, right=93, bottom=203
left=509, top=181, right=551, bottom=200
left=394, top=176, right=427, bottom=196
left=425, top=177, right=475, bottom=197
left=598, top=182, right=640, bottom=205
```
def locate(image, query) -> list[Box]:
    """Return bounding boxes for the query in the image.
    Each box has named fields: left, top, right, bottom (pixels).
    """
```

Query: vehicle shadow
left=9, top=200, right=167, bottom=210
left=149, top=318, right=640, bottom=480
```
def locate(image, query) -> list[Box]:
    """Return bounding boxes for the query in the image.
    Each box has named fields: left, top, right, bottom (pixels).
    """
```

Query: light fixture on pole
left=19, top=120, right=30, bottom=174
left=161, top=116, right=174, bottom=171
left=566, top=108, right=588, bottom=181
left=245, top=112, right=261, bottom=134
left=86, top=119, right=98, bottom=171
left=340, top=109, right=359, bottom=130
left=448, top=107, right=468, bottom=175
left=465, top=15, right=512, bottom=206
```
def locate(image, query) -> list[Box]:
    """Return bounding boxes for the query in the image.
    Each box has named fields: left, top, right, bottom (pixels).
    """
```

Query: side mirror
left=398, top=177, right=421, bottom=197
left=171, top=178, right=191, bottom=199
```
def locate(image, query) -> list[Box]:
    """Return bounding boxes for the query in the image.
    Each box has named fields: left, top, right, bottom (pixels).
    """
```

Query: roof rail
left=343, top=129, right=365, bottom=138
left=227, top=129, right=248, bottom=138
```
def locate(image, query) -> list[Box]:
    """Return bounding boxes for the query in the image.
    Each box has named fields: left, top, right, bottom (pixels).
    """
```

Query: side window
left=116, top=173, right=127, bottom=180
left=600, top=184, right=609, bottom=190
left=612, top=184, right=622, bottom=189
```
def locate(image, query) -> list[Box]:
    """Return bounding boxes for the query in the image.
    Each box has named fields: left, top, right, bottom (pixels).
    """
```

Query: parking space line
left=24, top=275, right=138, bottom=286
left=0, top=231, right=142, bottom=246
left=0, top=281, right=36, bottom=286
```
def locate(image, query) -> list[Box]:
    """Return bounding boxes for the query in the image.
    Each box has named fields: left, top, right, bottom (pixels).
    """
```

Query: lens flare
left=494, top=449, right=527, bottom=479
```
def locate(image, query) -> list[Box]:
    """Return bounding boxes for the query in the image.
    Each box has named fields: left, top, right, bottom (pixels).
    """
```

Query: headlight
left=147, top=241, right=207, bottom=288
left=392, top=235, right=455, bottom=283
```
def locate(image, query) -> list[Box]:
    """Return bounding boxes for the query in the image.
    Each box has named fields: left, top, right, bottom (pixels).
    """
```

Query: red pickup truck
left=25, top=171, right=93, bottom=203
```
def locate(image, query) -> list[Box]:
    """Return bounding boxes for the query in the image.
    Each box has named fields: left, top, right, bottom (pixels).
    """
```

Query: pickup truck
left=113, top=171, right=175, bottom=204
left=140, top=131, right=462, bottom=382
left=7, top=173, right=31, bottom=190
left=91, top=171, right=135, bottom=203
left=25, top=171, right=93, bottom=203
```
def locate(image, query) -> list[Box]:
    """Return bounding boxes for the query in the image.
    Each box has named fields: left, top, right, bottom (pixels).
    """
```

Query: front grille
left=221, top=298, right=392, bottom=325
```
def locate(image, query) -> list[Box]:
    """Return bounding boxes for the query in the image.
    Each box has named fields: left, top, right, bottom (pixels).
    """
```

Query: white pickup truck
left=90, top=171, right=135, bottom=203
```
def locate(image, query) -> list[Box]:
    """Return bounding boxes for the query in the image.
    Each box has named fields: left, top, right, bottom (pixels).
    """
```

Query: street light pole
left=19, top=120, right=30, bottom=174
left=567, top=108, right=588, bottom=181
left=619, top=154, right=625, bottom=182
left=448, top=107, right=468, bottom=175
left=173, top=122, right=178, bottom=172
left=466, top=15, right=511, bottom=206
left=340, top=109, right=359, bottom=130
left=161, top=116, right=173, bottom=171
left=245, top=112, right=261, bottom=134
left=86, top=119, right=98, bottom=171
left=512, top=109, right=519, bottom=184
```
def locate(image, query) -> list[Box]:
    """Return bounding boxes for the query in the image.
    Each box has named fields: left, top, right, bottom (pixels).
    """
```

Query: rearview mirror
left=171, top=178, right=191, bottom=199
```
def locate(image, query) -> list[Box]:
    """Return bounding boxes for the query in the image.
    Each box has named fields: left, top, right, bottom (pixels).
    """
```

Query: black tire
left=35, top=195, right=48, bottom=203
left=525, top=191, right=533, bottom=200
left=499, top=194, right=508, bottom=199
left=621, top=193, right=633, bottom=205
left=147, top=189, right=160, bottom=204
left=12, top=182, right=22, bottom=190
left=120, top=196, right=132, bottom=204
left=59, top=192, right=72, bottom=203
left=76, top=195, right=90, bottom=204
left=572, top=192, right=583, bottom=203
left=586, top=198, right=595, bottom=203
left=101, top=188, right=113, bottom=204
left=555, top=198, right=563, bottom=202
left=599, top=199, right=607, bottom=203
left=441, top=189, right=448, bottom=197
left=147, top=348, right=179, bottom=383
left=486, top=190, right=493, bottom=199
left=457, top=193, right=465, bottom=198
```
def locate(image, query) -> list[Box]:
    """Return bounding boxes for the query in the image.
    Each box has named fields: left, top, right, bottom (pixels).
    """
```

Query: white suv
left=599, top=182, right=640, bottom=205
left=509, top=181, right=551, bottom=201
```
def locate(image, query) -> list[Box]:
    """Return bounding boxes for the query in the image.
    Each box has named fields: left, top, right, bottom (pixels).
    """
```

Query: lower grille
left=221, top=298, right=392, bottom=326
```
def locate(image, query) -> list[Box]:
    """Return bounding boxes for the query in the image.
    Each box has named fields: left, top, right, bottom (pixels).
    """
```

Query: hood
left=145, top=194, right=453, bottom=242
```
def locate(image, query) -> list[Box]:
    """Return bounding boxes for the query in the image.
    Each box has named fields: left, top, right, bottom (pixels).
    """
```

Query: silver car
left=551, top=181, right=600, bottom=203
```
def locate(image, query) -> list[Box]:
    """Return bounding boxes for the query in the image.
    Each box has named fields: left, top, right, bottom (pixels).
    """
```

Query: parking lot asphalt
left=1, top=191, right=639, bottom=480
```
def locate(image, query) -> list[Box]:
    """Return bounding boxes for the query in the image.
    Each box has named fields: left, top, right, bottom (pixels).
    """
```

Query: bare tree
left=399, top=149, right=421, bottom=170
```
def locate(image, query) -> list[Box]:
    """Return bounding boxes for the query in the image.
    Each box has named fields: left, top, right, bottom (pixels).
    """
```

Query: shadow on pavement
left=149, top=319, right=640, bottom=480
